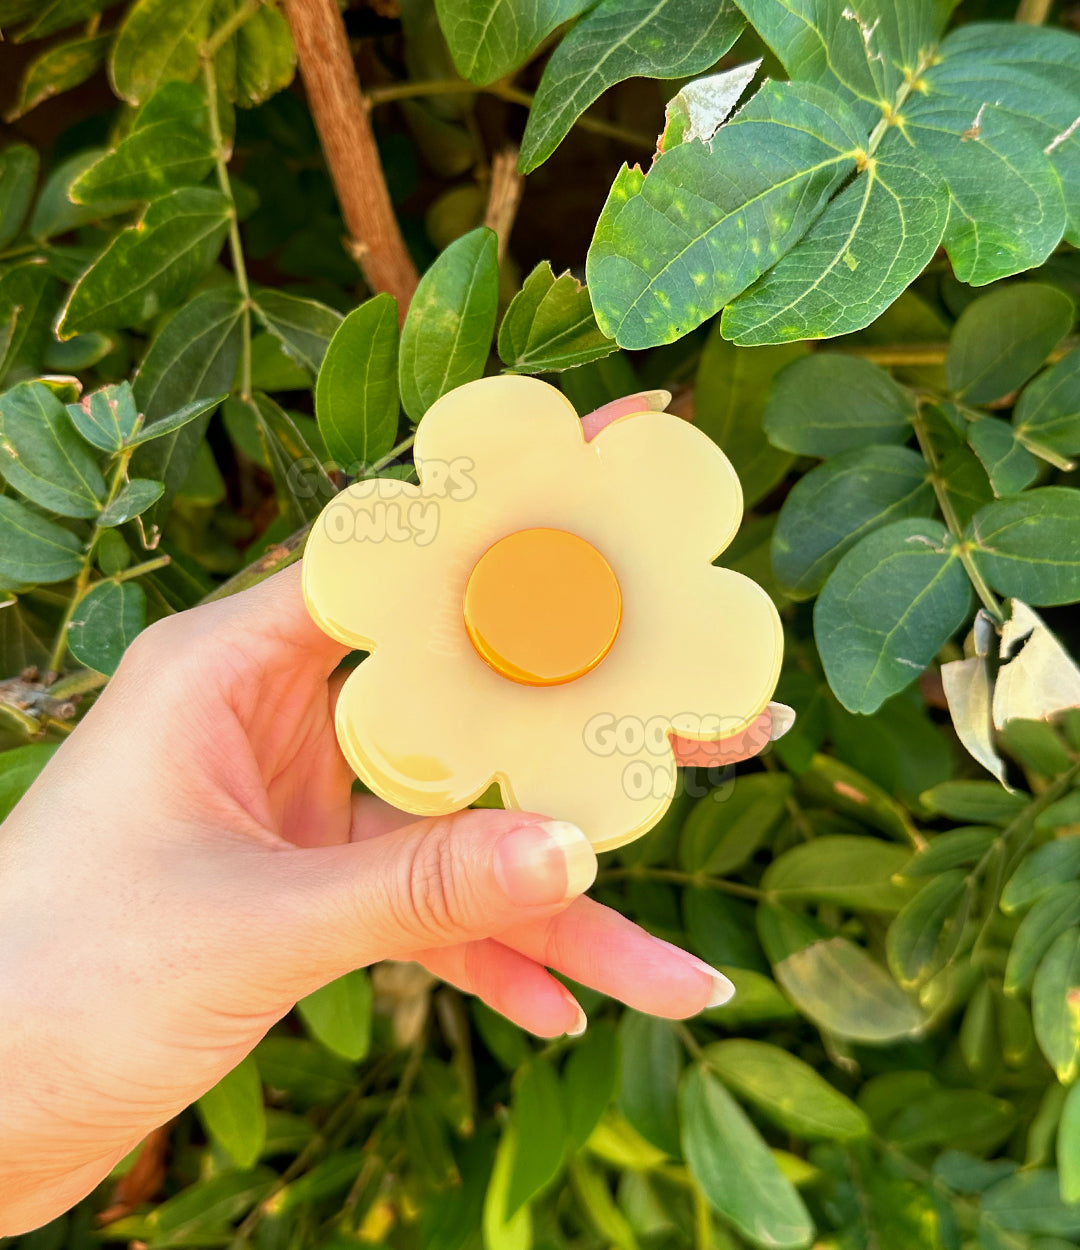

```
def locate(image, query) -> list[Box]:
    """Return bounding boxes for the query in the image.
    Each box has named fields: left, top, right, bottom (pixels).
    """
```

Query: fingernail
left=494, top=820, right=597, bottom=907
left=768, top=702, right=796, bottom=741
left=653, top=938, right=736, bottom=1008
left=637, top=388, right=672, bottom=412
left=566, top=1005, right=588, bottom=1037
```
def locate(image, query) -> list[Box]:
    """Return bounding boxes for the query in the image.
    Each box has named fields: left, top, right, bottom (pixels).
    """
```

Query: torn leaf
left=993, top=600, right=1080, bottom=730
left=659, top=60, right=762, bottom=152
left=942, top=609, right=1008, bottom=787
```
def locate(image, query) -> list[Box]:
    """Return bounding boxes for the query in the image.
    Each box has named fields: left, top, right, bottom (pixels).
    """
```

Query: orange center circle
left=463, top=528, right=622, bottom=686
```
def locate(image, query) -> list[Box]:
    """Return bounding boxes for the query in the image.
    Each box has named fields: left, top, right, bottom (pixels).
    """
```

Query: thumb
left=263, top=810, right=598, bottom=986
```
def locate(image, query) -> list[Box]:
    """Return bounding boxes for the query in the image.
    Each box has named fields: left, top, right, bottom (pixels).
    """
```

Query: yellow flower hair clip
left=302, top=375, right=782, bottom=851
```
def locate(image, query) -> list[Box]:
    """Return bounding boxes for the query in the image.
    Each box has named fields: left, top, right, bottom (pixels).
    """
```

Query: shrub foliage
left=3, top=0, right=1080, bottom=1247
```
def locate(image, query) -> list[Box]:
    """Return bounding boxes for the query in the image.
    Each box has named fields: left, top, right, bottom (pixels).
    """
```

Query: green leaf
left=0, top=742, right=57, bottom=822
left=680, top=1065, right=813, bottom=1250
left=762, top=353, right=914, bottom=456
left=296, top=969, right=373, bottom=1062
left=254, top=1036, right=356, bottom=1107
left=436, top=0, right=590, bottom=87
left=0, top=143, right=37, bottom=250
left=679, top=773, right=791, bottom=876
left=1004, top=840, right=1080, bottom=916
left=920, top=780, right=1027, bottom=826
left=253, top=289, right=342, bottom=376
left=28, top=150, right=133, bottom=241
left=946, top=284, right=1075, bottom=405
left=519, top=0, right=744, bottom=173
left=98, top=479, right=165, bottom=527
left=705, top=966, right=797, bottom=1028
left=900, top=827, right=999, bottom=878
left=617, top=1013, right=681, bottom=1157
left=214, top=1, right=296, bottom=107
left=588, top=14, right=1080, bottom=348
left=1059, top=1084, right=1080, bottom=1204
left=195, top=1055, right=266, bottom=1170
left=0, top=262, right=59, bottom=385
left=126, top=393, right=226, bottom=447
left=885, top=869, right=971, bottom=990
left=815, top=518, right=973, bottom=714
left=1033, top=927, right=1080, bottom=1084
left=110, top=0, right=217, bottom=105
left=506, top=1056, right=566, bottom=1217
left=242, top=391, right=333, bottom=524
left=969, top=487, right=1080, bottom=607
left=315, top=293, right=400, bottom=468
left=66, top=381, right=140, bottom=452
left=57, top=187, right=231, bottom=338
left=1014, top=346, right=1080, bottom=463
left=772, top=446, right=933, bottom=599
left=762, top=835, right=914, bottom=913
left=146, top=1167, right=276, bottom=1240
left=400, top=226, right=498, bottom=422
left=10, top=0, right=108, bottom=41
left=66, top=580, right=147, bottom=675
left=1005, top=883, right=1080, bottom=995
left=886, top=1089, right=1016, bottom=1155
left=769, top=929, right=924, bottom=1043
left=587, top=80, right=862, bottom=350
left=131, top=286, right=244, bottom=526
left=693, top=326, right=804, bottom=507
left=967, top=416, right=1040, bottom=498
left=498, top=262, right=615, bottom=374
left=722, top=135, right=949, bottom=347
left=704, top=1039, right=869, bottom=1142
left=563, top=1022, right=618, bottom=1151
left=0, top=496, right=83, bottom=584
left=70, top=81, right=214, bottom=204
left=1001, top=719, right=1074, bottom=778
left=483, top=1128, right=532, bottom=1250
left=981, top=1169, right=1080, bottom=1237
left=0, top=380, right=106, bottom=518
left=5, top=31, right=110, bottom=121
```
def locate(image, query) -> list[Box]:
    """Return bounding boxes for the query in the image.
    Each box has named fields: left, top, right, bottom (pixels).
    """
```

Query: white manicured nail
left=768, top=702, right=796, bottom=740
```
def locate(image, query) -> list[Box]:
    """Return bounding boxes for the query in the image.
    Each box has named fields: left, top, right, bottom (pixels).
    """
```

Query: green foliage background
left=4, top=0, right=1080, bottom=1247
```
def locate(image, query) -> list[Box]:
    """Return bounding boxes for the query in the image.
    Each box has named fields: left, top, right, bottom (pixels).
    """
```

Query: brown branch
left=281, top=0, right=418, bottom=318
left=484, top=147, right=525, bottom=263
left=1016, top=0, right=1053, bottom=22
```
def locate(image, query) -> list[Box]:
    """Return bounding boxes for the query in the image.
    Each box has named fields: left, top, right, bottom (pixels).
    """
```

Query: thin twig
left=484, top=148, right=525, bottom=263
left=1016, top=0, right=1053, bottom=22
left=910, top=401, right=1004, bottom=623
left=366, top=78, right=655, bottom=152
left=599, top=865, right=764, bottom=900
left=204, top=58, right=252, bottom=399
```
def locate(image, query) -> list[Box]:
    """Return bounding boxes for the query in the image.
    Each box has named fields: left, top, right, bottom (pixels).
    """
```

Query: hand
left=0, top=393, right=787, bottom=1233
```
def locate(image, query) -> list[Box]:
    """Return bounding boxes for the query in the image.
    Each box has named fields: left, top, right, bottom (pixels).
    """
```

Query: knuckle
left=397, top=819, right=470, bottom=947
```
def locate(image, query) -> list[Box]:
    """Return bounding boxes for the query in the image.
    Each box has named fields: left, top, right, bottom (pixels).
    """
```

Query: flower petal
left=302, top=476, right=451, bottom=649
left=334, top=646, right=502, bottom=813
left=590, top=410, right=743, bottom=561
left=414, top=375, right=585, bottom=486
left=502, top=728, right=679, bottom=854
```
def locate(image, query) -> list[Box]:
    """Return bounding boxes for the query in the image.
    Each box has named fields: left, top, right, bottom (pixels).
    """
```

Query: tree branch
left=281, top=0, right=418, bottom=318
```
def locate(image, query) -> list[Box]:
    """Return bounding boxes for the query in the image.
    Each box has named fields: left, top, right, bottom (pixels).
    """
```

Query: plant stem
left=198, top=435, right=417, bottom=605
left=203, top=0, right=262, bottom=57
left=365, top=77, right=656, bottom=151
left=1016, top=0, right=1053, bottom=22
left=599, top=865, right=764, bottom=900
left=910, top=403, right=1004, bottom=624
left=203, top=58, right=252, bottom=400
left=48, top=448, right=134, bottom=672
left=281, top=0, right=419, bottom=317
